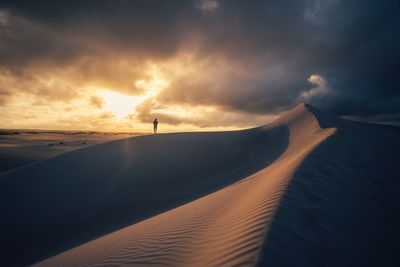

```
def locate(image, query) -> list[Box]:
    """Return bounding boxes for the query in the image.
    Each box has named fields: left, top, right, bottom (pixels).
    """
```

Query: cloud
left=197, top=0, right=219, bottom=12
left=0, top=9, right=10, bottom=26
left=0, top=0, right=399, bottom=129
left=304, top=0, right=337, bottom=25
left=300, top=74, right=329, bottom=101
left=135, top=96, right=274, bottom=129
left=90, top=95, right=104, bottom=109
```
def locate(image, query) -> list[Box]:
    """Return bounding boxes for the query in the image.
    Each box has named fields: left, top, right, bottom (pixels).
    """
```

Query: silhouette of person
left=153, top=118, right=158, bottom=134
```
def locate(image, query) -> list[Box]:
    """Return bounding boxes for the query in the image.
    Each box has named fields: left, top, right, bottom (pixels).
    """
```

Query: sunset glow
left=0, top=1, right=399, bottom=132
left=99, top=90, right=142, bottom=119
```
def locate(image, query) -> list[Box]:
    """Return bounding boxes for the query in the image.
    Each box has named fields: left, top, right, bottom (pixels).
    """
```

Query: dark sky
left=0, top=0, right=399, bottom=129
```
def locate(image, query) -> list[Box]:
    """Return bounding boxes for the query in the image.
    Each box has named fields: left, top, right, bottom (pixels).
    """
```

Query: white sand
left=1, top=104, right=399, bottom=266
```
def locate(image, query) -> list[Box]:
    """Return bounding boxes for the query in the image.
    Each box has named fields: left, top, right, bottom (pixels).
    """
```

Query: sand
left=0, top=131, right=142, bottom=174
left=1, top=104, right=399, bottom=266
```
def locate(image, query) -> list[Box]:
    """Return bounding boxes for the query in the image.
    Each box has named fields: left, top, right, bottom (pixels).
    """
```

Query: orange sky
left=0, top=55, right=277, bottom=132
left=2, top=1, right=398, bottom=131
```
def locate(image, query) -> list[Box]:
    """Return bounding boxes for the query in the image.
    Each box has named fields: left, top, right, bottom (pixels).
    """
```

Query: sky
left=0, top=0, right=399, bottom=132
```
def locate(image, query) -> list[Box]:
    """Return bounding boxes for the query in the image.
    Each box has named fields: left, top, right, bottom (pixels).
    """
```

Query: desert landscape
left=1, top=1, right=399, bottom=266
left=1, top=104, right=399, bottom=266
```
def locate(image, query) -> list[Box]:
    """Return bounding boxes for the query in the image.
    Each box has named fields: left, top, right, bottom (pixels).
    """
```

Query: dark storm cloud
left=0, top=9, right=84, bottom=68
left=0, top=0, right=195, bottom=65
left=1, top=0, right=399, bottom=124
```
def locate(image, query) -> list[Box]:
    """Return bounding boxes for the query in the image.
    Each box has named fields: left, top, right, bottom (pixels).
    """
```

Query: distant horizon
left=2, top=103, right=400, bottom=133
left=0, top=125, right=262, bottom=134
left=0, top=124, right=255, bottom=133
left=0, top=128, right=145, bottom=134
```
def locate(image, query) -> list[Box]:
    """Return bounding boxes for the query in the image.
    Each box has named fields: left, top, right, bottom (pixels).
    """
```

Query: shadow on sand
left=0, top=125, right=289, bottom=266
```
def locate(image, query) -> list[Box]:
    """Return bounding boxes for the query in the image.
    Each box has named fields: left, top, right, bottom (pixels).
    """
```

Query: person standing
left=153, top=118, right=158, bottom=134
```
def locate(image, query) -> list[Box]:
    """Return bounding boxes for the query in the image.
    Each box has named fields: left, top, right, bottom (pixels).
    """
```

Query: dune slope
left=258, top=106, right=400, bottom=266
left=1, top=110, right=289, bottom=266
left=2, top=103, right=400, bottom=267
left=35, top=104, right=336, bottom=266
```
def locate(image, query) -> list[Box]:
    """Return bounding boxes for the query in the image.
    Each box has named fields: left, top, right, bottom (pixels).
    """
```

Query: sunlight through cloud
left=99, top=90, right=144, bottom=119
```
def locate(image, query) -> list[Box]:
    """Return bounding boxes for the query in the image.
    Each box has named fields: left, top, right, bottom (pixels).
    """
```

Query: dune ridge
left=35, top=104, right=336, bottom=266
left=258, top=105, right=400, bottom=266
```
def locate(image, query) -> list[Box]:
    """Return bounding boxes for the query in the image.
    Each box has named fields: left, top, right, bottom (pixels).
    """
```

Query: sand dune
left=1, top=104, right=399, bottom=266
left=0, top=131, right=141, bottom=174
